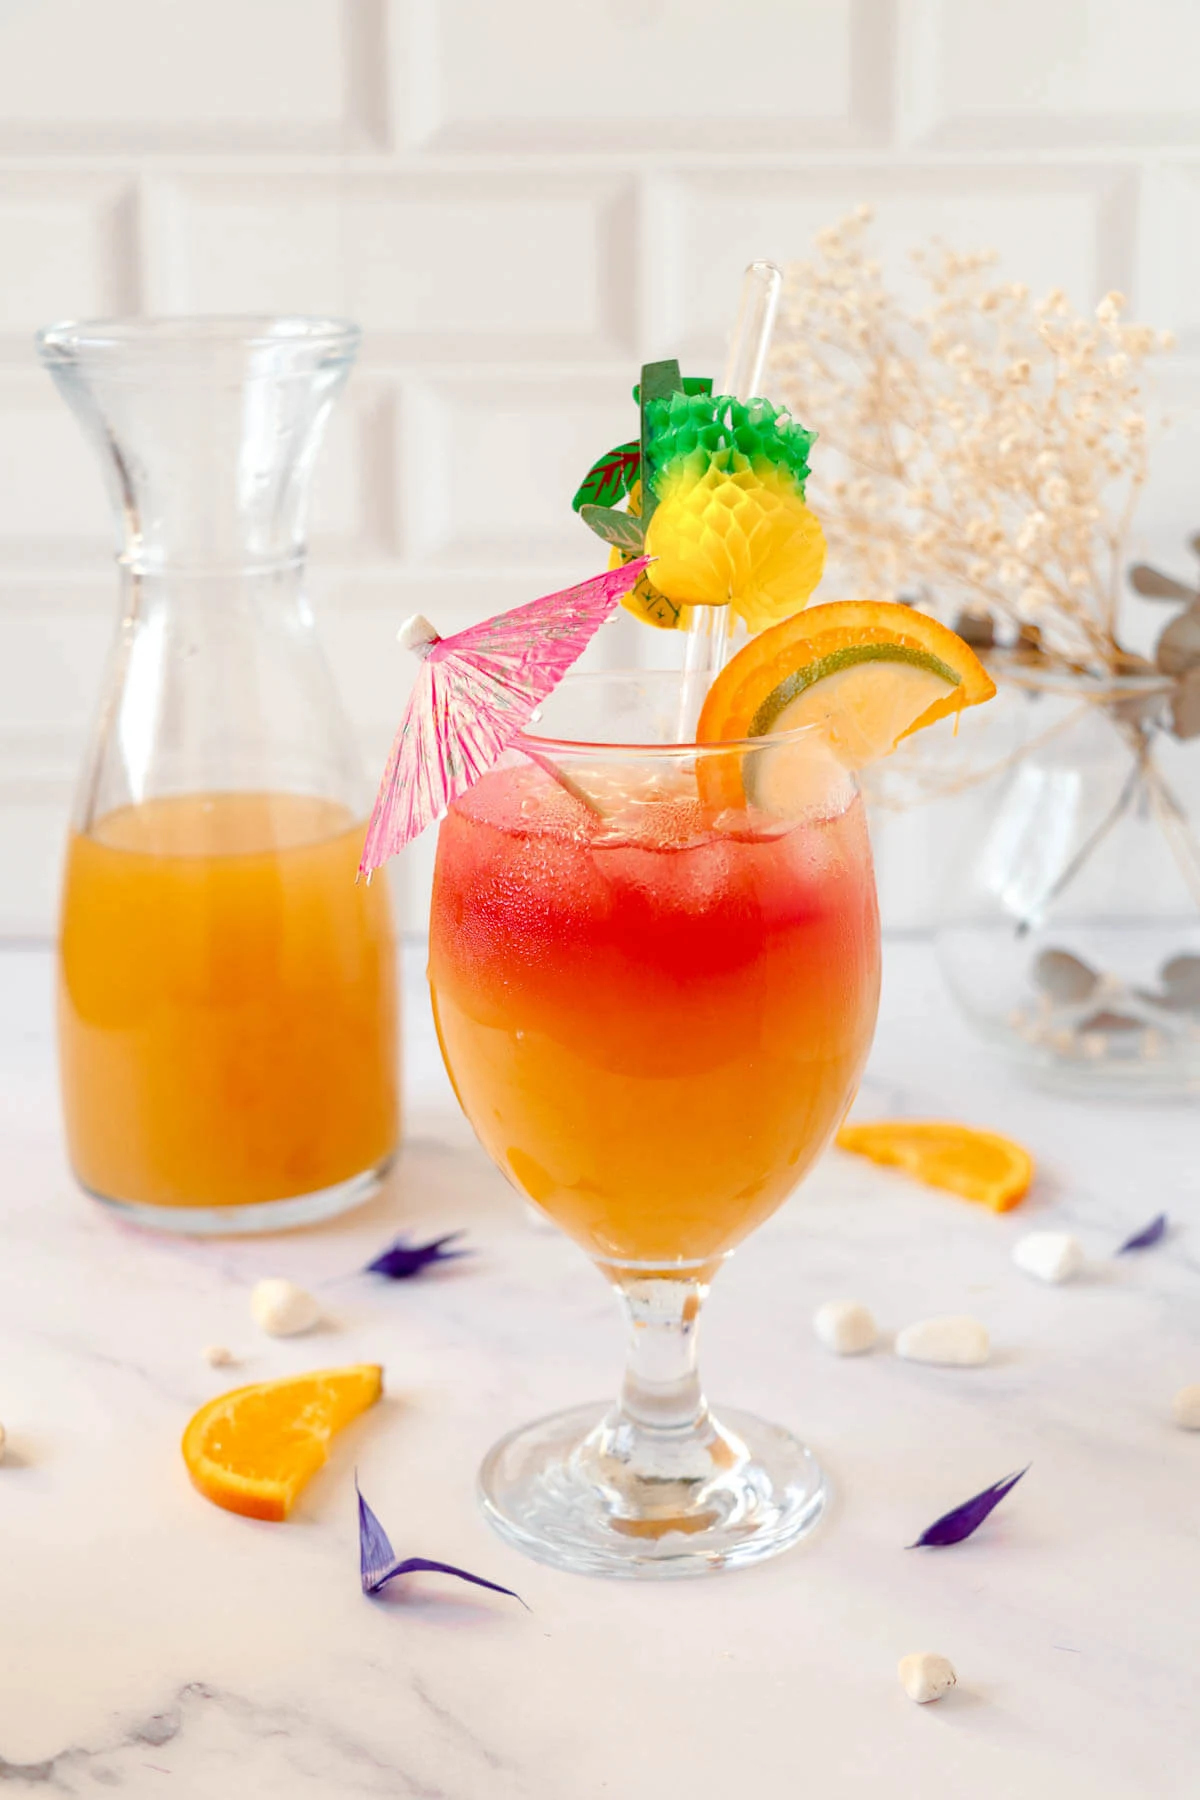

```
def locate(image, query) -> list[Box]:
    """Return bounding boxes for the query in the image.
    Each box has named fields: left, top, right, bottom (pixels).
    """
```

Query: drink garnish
left=364, top=1231, right=470, bottom=1279
left=359, top=560, right=649, bottom=871
left=357, top=1479, right=524, bottom=1606
left=643, top=390, right=825, bottom=632
left=575, top=359, right=826, bottom=633
left=695, top=598, right=996, bottom=803
left=909, top=1467, right=1029, bottom=1548
left=181, top=1365, right=382, bottom=1521
left=835, top=1120, right=1033, bottom=1213
left=364, top=360, right=998, bottom=869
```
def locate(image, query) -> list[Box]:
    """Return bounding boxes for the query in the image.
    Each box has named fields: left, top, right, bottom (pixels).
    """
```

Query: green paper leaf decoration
left=638, top=361, right=684, bottom=535
left=643, top=391, right=816, bottom=498
left=579, top=504, right=645, bottom=552
left=639, top=359, right=683, bottom=405
left=571, top=441, right=640, bottom=514
left=632, top=373, right=713, bottom=404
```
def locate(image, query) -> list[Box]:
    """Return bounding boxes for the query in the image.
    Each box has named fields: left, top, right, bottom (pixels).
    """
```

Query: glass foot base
left=479, top=1401, right=827, bottom=1579
left=83, top=1156, right=392, bottom=1236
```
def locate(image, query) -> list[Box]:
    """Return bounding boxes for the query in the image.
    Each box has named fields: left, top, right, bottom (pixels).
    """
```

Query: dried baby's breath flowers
left=770, top=208, right=1174, bottom=673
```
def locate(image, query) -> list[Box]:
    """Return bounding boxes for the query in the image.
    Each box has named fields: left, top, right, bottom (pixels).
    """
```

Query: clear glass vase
left=43, top=317, right=399, bottom=1232
left=937, top=671, right=1200, bottom=1097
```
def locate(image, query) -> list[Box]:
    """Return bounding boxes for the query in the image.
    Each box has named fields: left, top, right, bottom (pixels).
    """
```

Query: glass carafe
left=41, top=317, right=399, bottom=1233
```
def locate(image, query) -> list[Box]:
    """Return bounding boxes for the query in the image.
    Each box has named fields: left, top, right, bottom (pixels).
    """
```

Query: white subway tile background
left=1, top=0, right=1199, bottom=934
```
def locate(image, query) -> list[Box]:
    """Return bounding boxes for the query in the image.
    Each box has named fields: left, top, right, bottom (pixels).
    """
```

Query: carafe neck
left=39, top=318, right=367, bottom=833
left=116, top=558, right=314, bottom=622
left=37, top=317, right=359, bottom=575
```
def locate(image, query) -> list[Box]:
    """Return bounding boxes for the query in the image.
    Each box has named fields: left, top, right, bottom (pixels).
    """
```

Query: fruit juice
left=59, top=791, right=398, bottom=1210
left=429, top=763, right=880, bottom=1267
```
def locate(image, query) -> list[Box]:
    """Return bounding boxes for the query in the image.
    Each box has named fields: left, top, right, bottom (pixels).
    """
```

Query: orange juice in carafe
left=38, top=315, right=392, bottom=1230
left=59, top=792, right=399, bottom=1215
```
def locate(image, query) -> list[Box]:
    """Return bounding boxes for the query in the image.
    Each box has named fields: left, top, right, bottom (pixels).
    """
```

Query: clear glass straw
left=675, top=260, right=783, bottom=740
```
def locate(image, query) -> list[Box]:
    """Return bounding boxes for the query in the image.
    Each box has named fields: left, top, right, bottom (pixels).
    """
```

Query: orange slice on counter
left=836, top=1121, right=1034, bottom=1213
left=695, top=600, right=996, bottom=810
left=182, top=1364, right=383, bottom=1521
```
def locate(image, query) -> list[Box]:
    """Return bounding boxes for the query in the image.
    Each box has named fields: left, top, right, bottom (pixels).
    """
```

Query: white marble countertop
left=1, top=938, right=1198, bottom=1798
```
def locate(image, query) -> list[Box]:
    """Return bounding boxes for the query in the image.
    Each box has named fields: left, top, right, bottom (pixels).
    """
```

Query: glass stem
left=601, top=1273, right=723, bottom=1493
left=616, top=1274, right=709, bottom=1434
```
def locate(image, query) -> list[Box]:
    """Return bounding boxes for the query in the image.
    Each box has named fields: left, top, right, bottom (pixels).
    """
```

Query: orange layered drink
left=430, top=714, right=880, bottom=1270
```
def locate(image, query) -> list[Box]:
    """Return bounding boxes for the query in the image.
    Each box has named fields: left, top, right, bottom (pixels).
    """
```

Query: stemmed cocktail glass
left=429, top=670, right=881, bottom=1576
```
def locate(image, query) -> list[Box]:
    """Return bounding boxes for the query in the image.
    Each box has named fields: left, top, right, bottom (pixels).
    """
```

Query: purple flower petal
left=909, top=1466, right=1029, bottom=1548
left=356, top=1481, right=525, bottom=1607
left=357, top=1480, right=398, bottom=1589
left=1117, top=1213, right=1167, bottom=1254
left=365, top=1232, right=471, bottom=1280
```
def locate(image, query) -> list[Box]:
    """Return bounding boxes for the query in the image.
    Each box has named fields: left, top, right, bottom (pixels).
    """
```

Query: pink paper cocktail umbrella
left=359, top=558, right=650, bottom=875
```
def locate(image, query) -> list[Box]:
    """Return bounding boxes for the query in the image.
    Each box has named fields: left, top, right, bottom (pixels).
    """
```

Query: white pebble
left=1172, top=1384, right=1200, bottom=1430
left=898, top=1652, right=957, bottom=1704
left=250, top=1278, right=321, bottom=1338
left=813, top=1300, right=877, bottom=1355
left=895, top=1315, right=989, bottom=1367
left=202, top=1344, right=236, bottom=1368
left=1011, top=1231, right=1084, bottom=1285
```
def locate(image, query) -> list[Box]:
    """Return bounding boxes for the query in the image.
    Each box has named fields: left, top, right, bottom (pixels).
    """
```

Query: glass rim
left=515, top=667, right=831, bottom=757
left=36, top=314, right=361, bottom=360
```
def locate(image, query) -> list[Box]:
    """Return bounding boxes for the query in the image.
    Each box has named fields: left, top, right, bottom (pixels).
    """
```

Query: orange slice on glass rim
left=695, top=600, right=996, bottom=810
left=836, top=1120, right=1034, bottom=1212
left=182, top=1364, right=383, bottom=1521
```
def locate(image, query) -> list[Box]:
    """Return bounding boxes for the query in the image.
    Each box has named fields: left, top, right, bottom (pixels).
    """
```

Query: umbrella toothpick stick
left=674, top=260, right=783, bottom=741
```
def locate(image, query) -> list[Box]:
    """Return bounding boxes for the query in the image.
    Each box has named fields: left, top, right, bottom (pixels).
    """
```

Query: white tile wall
left=896, top=0, right=1200, bottom=149
left=0, top=379, right=110, bottom=566
left=397, top=0, right=879, bottom=151
left=1139, top=161, right=1200, bottom=351
left=1, top=0, right=1199, bottom=935
left=650, top=164, right=1135, bottom=359
left=403, top=376, right=635, bottom=565
left=0, top=0, right=375, bottom=151
left=0, top=174, right=137, bottom=344
left=148, top=171, right=638, bottom=360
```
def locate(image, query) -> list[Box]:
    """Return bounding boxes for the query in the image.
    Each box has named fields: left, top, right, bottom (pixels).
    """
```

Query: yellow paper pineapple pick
left=573, top=361, right=826, bottom=635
